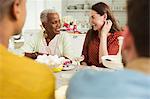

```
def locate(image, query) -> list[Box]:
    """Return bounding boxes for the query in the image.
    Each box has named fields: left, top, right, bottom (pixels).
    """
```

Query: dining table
left=54, top=65, right=115, bottom=99
left=55, top=65, right=114, bottom=88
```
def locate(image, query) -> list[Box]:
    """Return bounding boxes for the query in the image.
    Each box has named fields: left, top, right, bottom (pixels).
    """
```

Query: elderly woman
left=20, top=9, right=75, bottom=59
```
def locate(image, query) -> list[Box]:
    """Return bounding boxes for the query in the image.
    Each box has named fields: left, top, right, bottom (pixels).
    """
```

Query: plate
left=62, top=64, right=75, bottom=71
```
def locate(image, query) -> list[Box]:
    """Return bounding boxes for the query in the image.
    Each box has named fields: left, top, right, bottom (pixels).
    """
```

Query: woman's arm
left=98, top=20, right=112, bottom=63
left=25, top=52, right=44, bottom=59
left=25, top=52, right=38, bottom=59
left=99, top=34, right=108, bottom=63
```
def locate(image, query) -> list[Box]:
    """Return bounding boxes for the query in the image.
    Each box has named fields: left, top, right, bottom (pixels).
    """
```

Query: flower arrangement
left=61, top=16, right=80, bottom=33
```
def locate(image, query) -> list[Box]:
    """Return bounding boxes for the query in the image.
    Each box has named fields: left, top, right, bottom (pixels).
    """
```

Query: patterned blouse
left=82, top=29, right=121, bottom=67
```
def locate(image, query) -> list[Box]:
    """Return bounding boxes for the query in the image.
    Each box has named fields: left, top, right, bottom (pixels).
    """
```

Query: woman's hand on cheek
left=101, top=20, right=112, bottom=36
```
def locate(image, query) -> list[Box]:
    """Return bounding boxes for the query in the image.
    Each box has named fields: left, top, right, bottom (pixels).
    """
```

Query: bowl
left=101, top=55, right=124, bottom=70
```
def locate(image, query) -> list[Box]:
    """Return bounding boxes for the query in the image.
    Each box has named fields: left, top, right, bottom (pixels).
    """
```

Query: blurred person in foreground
left=20, top=9, right=77, bottom=60
left=66, top=0, right=150, bottom=98
left=0, top=0, right=55, bottom=98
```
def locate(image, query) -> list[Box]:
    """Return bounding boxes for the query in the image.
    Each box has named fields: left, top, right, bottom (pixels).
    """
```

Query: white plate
left=62, top=64, right=75, bottom=71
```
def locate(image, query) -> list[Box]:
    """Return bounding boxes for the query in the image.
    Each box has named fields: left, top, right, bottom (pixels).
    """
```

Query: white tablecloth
left=54, top=65, right=115, bottom=99
left=55, top=65, right=114, bottom=89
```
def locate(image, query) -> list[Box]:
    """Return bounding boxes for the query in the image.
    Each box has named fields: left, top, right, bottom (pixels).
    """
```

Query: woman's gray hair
left=40, top=9, right=58, bottom=23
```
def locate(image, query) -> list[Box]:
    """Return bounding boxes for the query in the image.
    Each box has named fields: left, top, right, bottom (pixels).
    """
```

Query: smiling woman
left=19, top=9, right=77, bottom=60
left=81, top=2, right=122, bottom=68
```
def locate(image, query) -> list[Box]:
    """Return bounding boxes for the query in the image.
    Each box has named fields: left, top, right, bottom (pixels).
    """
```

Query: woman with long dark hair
left=81, top=2, right=121, bottom=67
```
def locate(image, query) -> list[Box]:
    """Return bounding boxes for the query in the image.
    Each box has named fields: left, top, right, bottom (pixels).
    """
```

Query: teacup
left=101, top=55, right=124, bottom=70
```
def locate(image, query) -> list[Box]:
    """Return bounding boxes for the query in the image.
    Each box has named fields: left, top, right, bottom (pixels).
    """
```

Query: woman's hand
left=99, top=20, right=112, bottom=37
left=25, top=52, right=37, bottom=59
left=80, top=62, right=87, bottom=66
left=98, top=20, right=112, bottom=61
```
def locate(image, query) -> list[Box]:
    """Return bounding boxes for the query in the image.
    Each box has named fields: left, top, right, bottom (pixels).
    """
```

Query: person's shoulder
left=86, top=29, right=95, bottom=34
left=70, top=69, right=149, bottom=82
left=67, top=69, right=150, bottom=99
left=68, top=69, right=150, bottom=92
left=70, top=69, right=117, bottom=83
left=21, top=56, right=52, bottom=72
left=4, top=49, right=54, bottom=76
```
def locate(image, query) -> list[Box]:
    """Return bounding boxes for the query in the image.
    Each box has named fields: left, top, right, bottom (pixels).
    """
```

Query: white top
left=40, top=34, right=61, bottom=56
left=19, top=30, right=77, bottom=59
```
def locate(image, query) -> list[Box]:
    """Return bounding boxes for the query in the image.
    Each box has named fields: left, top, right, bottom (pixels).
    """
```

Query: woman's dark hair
left=127, top=0, right=149, bottom=57
left=92, top=2, right=121, bottom=33
left=0, top=0, right=15, bottom=20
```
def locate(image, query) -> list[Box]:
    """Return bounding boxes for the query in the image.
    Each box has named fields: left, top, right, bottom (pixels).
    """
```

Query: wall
left=62, top=0, right=127, bottom=28
left=23, top=0, right=62, bottom=31
left=23, top=0, right=126, bottom=31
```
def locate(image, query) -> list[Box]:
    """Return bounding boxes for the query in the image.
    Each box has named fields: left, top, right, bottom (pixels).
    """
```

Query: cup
left=101, top=55, right=124, bottom=70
